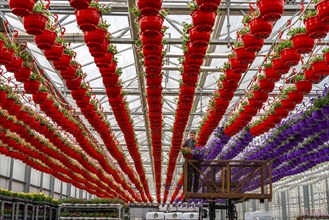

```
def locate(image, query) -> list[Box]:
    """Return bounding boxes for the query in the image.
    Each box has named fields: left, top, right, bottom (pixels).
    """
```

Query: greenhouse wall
left=0, top=154, right=94, bottom=200
left=236, top=178, right=329, bottom=219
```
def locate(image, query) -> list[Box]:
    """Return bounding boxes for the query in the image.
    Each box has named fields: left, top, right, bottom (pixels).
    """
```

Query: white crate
left=182, top=213, right=199, bottom=220
left=164, top=212, right=183, bottom=220
left=146, top=212, right=165, bottom=220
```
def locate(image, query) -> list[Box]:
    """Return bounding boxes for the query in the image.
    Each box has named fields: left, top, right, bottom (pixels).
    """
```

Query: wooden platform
left=183, top=160, right=272, bottom=203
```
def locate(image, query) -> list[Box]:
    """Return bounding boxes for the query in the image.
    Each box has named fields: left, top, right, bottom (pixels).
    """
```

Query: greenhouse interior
left=0, top=0, right=329, bottom=219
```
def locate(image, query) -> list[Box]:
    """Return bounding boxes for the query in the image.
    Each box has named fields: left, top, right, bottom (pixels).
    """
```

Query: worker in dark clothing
left=182, top=130, right=201, bottom=193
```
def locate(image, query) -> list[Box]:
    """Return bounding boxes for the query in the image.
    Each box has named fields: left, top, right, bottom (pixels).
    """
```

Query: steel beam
left=0, top=3, right=305, bottom=16
left=61, top=88, right=319, bottom=97
left=13, top=33, right=329, bottom=45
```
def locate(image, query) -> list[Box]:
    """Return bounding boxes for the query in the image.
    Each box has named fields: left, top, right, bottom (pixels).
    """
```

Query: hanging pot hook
left=45, top=0, right=50, bottom=9
left=249, top=2, right=255, bottom=11
left=13, top=30, right=19, bottom=39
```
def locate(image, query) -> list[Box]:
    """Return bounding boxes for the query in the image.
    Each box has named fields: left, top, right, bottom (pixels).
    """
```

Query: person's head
left=189, top=130, right=197, bottom=140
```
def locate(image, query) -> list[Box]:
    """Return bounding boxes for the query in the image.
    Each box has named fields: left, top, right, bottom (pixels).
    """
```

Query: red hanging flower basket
left=146, top=86, right=162, bottom=96
left=16, top=111, right=28, bottom=121
left=102, top=74, right=119, bottom=86
left=66, top=77, right=82, bottom=90
left=137, top=0, right=162, bottom=16
left=275, top=107, right=289, bottom=117
left=183, top=62, right=201, bottom=73
left=95, top=52, right=113, bottom=68
left=219, top=89, right=234, bottom=100
left=0, top=48, right=14, bottom=65
left=8, top=103, right=21, bottom=115
left=84, top=28, right=107, bottom=48
left=184, top=55, right=204, bottom=66
left=106, top=86, right=122, bottom=97
left=23, top=13, right=47, bottom=35
left=235, top=46, right=256, bottom=64
left=144, top=57, right=162, bottom=67
left=44, top=43, right=64, bottom=61
left=14, top=66, right=31, bottom=82
left=9, top=0, right=35, bottom=16
left=225, top=69, right=241, bottom=81
left=291, top=33, right=315, bottom=54
left=258, top=79, right=275, bottom=92
left=253, top=90, right=269, bottom=102
left=280, top=98, right=296, bottom=111
left=304, top=68, right=321, bottom=83
left=241, top=33, right=264, bottom=52
left=34, top=29, right=57, bottom=50
left=222, top=79, right=238, bottom=90
left=287, top=91, right=304, bottom=104
left=311, top=60, right=329, bottom=77
left=191, top=10, right=216, bottom=32
left=316, top=0, right=329, bottom=24
left=32, top=92, right=49, bottom=104
left=0, top=91, right=7, bottom=104
left=141, top=33, right=163, bottom=51
left=146, top=75, right=162, bottom=87
left=280, top=48, right=300, bottom=67
left=75, top=8, right=101, bottom=31
left=71, top=88, right=87, bottom=100
left=196, top=0, right=221, bottom=12
left=272, top=57, right=290, bottom=74
left=187, top=42, right=207, bottom=59
left=69, top=0, right=91, bottom=9
left=5, top=56, right=23, bottom=72
left=304, top=15, right=328, bottom=39
left=89, top=40, right=108, bottom=58
left=139, top=15, right=164, bottom=38
left=248, top=17, right=273, bottom=39
left=2, top=98, right=14, bottom=110
left=24, top=80, right=41, bottom=94
left=229, top=57, right=248, bottom=73
left=182, top=72, right=199, bottom=84
left=295, top=80, right=312, bottom=95
left=53, top=54, right=72, bottom=70
left=324, top=52, right=329, bottom=64
left=60, top=64, right=79, bottom=80
left=264, top=67, right=280, bottom=82
left=189, top=27, right=211, bottom=48
left=257, top=0, right=284, bottom=22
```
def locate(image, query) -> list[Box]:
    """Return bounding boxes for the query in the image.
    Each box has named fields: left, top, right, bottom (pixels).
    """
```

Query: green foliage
left=293, top=74, right=305, bottom=83
left=64, top=48, right=75, bottom=57
left=90, top=1, right=112, bottom=14
left=258, top=74, right=266, bottom=80
left=29, top=72, right=43, bottom=82
left=0, top=189, right=58, bottom=204
left=263, top=62, right=273, bottom=68
left=302, top=10, right=317, bottom=20
left=233, top=41, right=244, bottom=48
left=242, top=11, right=260, bottom=24
left=223, top=62, right=231, bottom=70
left=238, top=26, right=250, bottom=35
left=188, top=1, right=198, bottom=11
left=228, top=53, right=236, bottom=59
left=108, top=44, right=117, bottom=54
left=0, top=32, right=8, bottom=43
left=97, top=20, right=110, bottom=30
left=274, top=40, right=293, bottom=54
left=310, top=55, right=325, bottom=64
left=32, top=2, right=51, bottom=17
left=322, top=48, right=329, bottom=53
left=287, top=27, right=307, bottom=38
left=129, top=6, right=141, bottom=17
